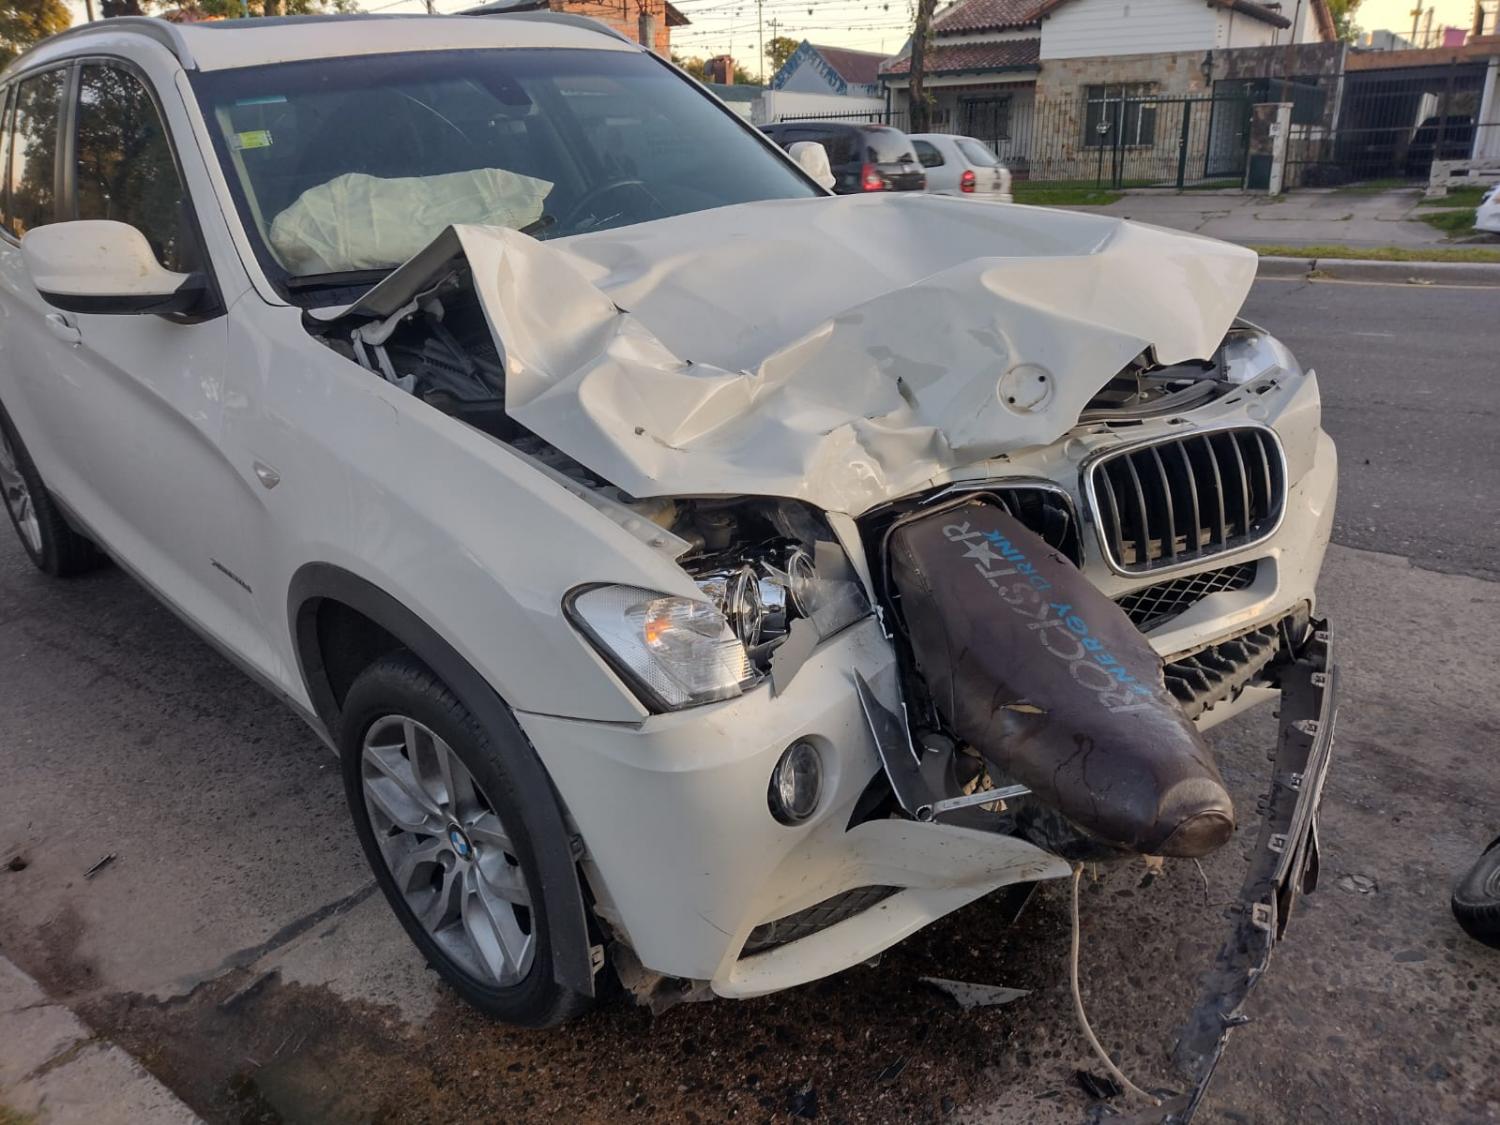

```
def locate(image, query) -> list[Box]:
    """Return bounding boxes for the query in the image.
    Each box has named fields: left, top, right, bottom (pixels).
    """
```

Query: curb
left=0, top=953, right=203, bottom=1125
left=1259, top=255, right=1500, bottom=286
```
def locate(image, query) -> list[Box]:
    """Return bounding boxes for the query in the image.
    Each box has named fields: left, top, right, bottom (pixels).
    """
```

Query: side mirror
left=788, top=141, right=836, bottom=191
left=21, top=220, right=207, bottom=316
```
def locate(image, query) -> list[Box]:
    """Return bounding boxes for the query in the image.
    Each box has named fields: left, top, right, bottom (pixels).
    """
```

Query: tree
left=0, top=0, right=70, bottom=66
left=1325, top=0, right=1362, bottom=41
left=154, top=0, right=356, bottom=19
left=906, top=0, right=937, bottom=133
left=765, top=35, right=798, bottom=74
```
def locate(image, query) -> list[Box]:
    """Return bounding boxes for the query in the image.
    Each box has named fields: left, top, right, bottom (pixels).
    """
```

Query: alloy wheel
left=360, top=715, right=536, bottom=986
left=0, top=426, right=42, bottom=555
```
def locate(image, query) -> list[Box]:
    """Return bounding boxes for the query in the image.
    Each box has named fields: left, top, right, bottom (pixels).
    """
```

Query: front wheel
left=341, top=652, right=594, bottom=1026
left=1453, top=837, right=1500, bottom=950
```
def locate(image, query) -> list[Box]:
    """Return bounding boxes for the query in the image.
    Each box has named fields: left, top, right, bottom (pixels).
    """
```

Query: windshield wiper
left=520, top=213, right=557, bottom=238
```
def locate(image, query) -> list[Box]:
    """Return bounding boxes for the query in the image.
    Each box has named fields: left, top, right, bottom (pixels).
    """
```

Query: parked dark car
left=1404, top=115, right=1476, bottom=178
left=761, top=121, right=926, bottom=194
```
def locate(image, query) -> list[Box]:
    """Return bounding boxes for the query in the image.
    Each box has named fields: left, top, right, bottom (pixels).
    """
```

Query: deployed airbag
left=270, top=168, right=552, bottom=276
left=888, top=500, right=1235, bottom=858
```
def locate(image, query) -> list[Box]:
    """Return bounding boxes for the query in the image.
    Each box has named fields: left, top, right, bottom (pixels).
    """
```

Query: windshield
left=191, top=48, right=820, bottom=292
left=956, top=139, right=1000, bottom=167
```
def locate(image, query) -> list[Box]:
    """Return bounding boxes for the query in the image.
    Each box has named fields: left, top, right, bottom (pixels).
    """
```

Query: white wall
left=756, top=89, right=888, bottom=125
left=1039, top=0, right=1218, bottom=59
left=1215, top=8, right=1280, bottom=47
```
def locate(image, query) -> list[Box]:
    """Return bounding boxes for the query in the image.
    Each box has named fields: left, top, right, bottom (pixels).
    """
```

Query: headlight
left=1221, top=326, right=1302, bottom=385
left=694, top=545, right=870, bottom=651
left=568, top=585, right=756, bottom=710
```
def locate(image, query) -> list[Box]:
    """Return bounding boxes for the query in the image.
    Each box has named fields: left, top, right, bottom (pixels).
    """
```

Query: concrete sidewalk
left=0, top=954, right=202, bottom=1125
left=1065, top=186, right=1466, bottom=249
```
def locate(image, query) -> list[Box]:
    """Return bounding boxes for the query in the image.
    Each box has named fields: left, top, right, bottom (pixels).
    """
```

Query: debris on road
left=920, top=976, right=1030, bottom=1010
left=83, top=853, right=116, bottom=879
left=1075, top=1069, right=1124, bottom=1100
left=1338, top=873, right=1379, bottom=894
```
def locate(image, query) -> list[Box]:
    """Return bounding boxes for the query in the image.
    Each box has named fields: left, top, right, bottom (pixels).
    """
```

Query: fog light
left=769, top=741, right=823, bottom=825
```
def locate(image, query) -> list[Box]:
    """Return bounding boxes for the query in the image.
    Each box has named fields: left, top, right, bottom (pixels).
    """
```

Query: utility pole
left=758, top=0, right=765, bottom=83
left=84, top=0, right=95, bottom=19
left=1409, top=2, right=1423, bottom=45
left=426, top=0, right=436, bottom=11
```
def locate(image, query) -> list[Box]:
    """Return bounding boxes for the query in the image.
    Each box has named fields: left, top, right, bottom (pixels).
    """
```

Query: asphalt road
left=1, top=276, right=1498, bottom=1125
left=1239, top=278, right=1500, bottom=582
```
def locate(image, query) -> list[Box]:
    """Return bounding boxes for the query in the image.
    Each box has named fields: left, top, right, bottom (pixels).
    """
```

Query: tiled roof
left=920, top=0, right=1298, bottom=37
left=809, top=44, right=887, bottom=85
left=881, top=36, right=1041, bottom=75
left=930, top=0, right=1053, bottom=33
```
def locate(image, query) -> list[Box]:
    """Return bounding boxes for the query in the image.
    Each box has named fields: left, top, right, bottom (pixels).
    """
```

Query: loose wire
left=1069, top=864, right=1162, bottom=1106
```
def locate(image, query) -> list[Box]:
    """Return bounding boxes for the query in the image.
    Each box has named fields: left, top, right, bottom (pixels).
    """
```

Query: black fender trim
left=287, top=562, right=596, bottom=998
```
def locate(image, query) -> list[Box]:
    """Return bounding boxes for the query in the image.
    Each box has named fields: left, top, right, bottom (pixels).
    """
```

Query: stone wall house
left=880, top=0, right=1336, bottom=178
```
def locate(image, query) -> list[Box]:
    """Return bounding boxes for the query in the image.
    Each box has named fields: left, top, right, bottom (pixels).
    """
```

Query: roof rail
left=459, top=6, right=639, bottom=47
left=4, top=16, right=195, bottom=74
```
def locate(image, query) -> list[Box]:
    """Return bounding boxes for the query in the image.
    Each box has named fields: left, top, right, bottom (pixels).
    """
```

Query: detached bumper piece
left=1149, top=623, right=1338, bottom=1123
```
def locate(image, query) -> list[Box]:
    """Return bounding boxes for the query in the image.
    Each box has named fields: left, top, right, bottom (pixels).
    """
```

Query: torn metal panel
left=328, top=194, right=1256, bottom=515
left=920, top=976, right=1030, bottom=1009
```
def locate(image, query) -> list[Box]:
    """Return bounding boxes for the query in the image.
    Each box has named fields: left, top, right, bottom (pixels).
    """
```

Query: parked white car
left=910, top=133, right=1013, bottom=201
left=1476, top=183, right=1500, bottom=234
left=0, top=13, right=1337, bottom=1100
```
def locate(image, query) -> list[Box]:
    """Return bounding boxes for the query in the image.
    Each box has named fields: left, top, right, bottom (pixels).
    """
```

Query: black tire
left=0, top=405, right=102, bottom=577
left=340, top=651, right=594, bottom=1026
left=1452, top=836, right=1500, bottom=950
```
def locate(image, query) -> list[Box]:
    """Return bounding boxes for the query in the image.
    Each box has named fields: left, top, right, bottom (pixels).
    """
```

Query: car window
left=782, top=126, right=851, bottom=164
left=7, top=68, right=66, bottom=238
left=912, top=139, right=944, bottom=168
left=74, top=64, right=198, bottom=273
left=191, top=48, right=819, bottom=290
left=861, top=127, right=915, bottom=165
left=0, top=86, right=14, bottom=234
left=956, top=138, right=1000, bottom=167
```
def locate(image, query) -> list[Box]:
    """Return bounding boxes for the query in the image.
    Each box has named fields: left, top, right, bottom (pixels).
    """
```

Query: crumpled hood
left=346, top=193, right=1257, bottom=515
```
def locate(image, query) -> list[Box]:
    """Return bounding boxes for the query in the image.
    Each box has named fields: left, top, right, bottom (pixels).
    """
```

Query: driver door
left=40, top=61, right=265, bottom=664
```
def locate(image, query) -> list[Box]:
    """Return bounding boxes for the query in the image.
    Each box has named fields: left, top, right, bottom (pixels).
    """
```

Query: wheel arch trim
left=287, top=561, right=597, bottom=998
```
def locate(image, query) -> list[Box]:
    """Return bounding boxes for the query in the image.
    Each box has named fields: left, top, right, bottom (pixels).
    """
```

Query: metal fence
left=1283, top=59, right=1491, bottom=186
left=774, top=92, right=1253, bottom=188
left=775, top=61, right=1495, bottom=189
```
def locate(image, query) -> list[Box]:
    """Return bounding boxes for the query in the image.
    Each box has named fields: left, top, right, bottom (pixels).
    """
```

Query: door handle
left=45, top=313, right=81, bottom=346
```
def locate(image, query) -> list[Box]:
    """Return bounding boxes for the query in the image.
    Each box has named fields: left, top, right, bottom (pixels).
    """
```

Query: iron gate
left=1078, top=93, right=1254, bottom=189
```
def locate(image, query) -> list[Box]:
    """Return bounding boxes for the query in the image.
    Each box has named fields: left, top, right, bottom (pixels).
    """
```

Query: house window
left=1083, top=84, right=1157, bottom=147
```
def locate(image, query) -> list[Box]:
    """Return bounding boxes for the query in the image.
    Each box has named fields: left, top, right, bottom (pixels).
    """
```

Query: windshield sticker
left=232, top=130, right=273, bottom=151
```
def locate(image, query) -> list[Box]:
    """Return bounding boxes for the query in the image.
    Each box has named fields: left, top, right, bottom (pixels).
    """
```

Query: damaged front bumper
left=515, top=617, right=1072, bottom=997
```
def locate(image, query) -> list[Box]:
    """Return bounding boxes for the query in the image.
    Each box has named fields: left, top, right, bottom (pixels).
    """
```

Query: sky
left=60, top=0, right=1488, bottom=81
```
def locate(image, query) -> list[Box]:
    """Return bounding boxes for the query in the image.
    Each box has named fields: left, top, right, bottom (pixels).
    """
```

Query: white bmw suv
left=0, top=13, right=1337, bottom=1103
